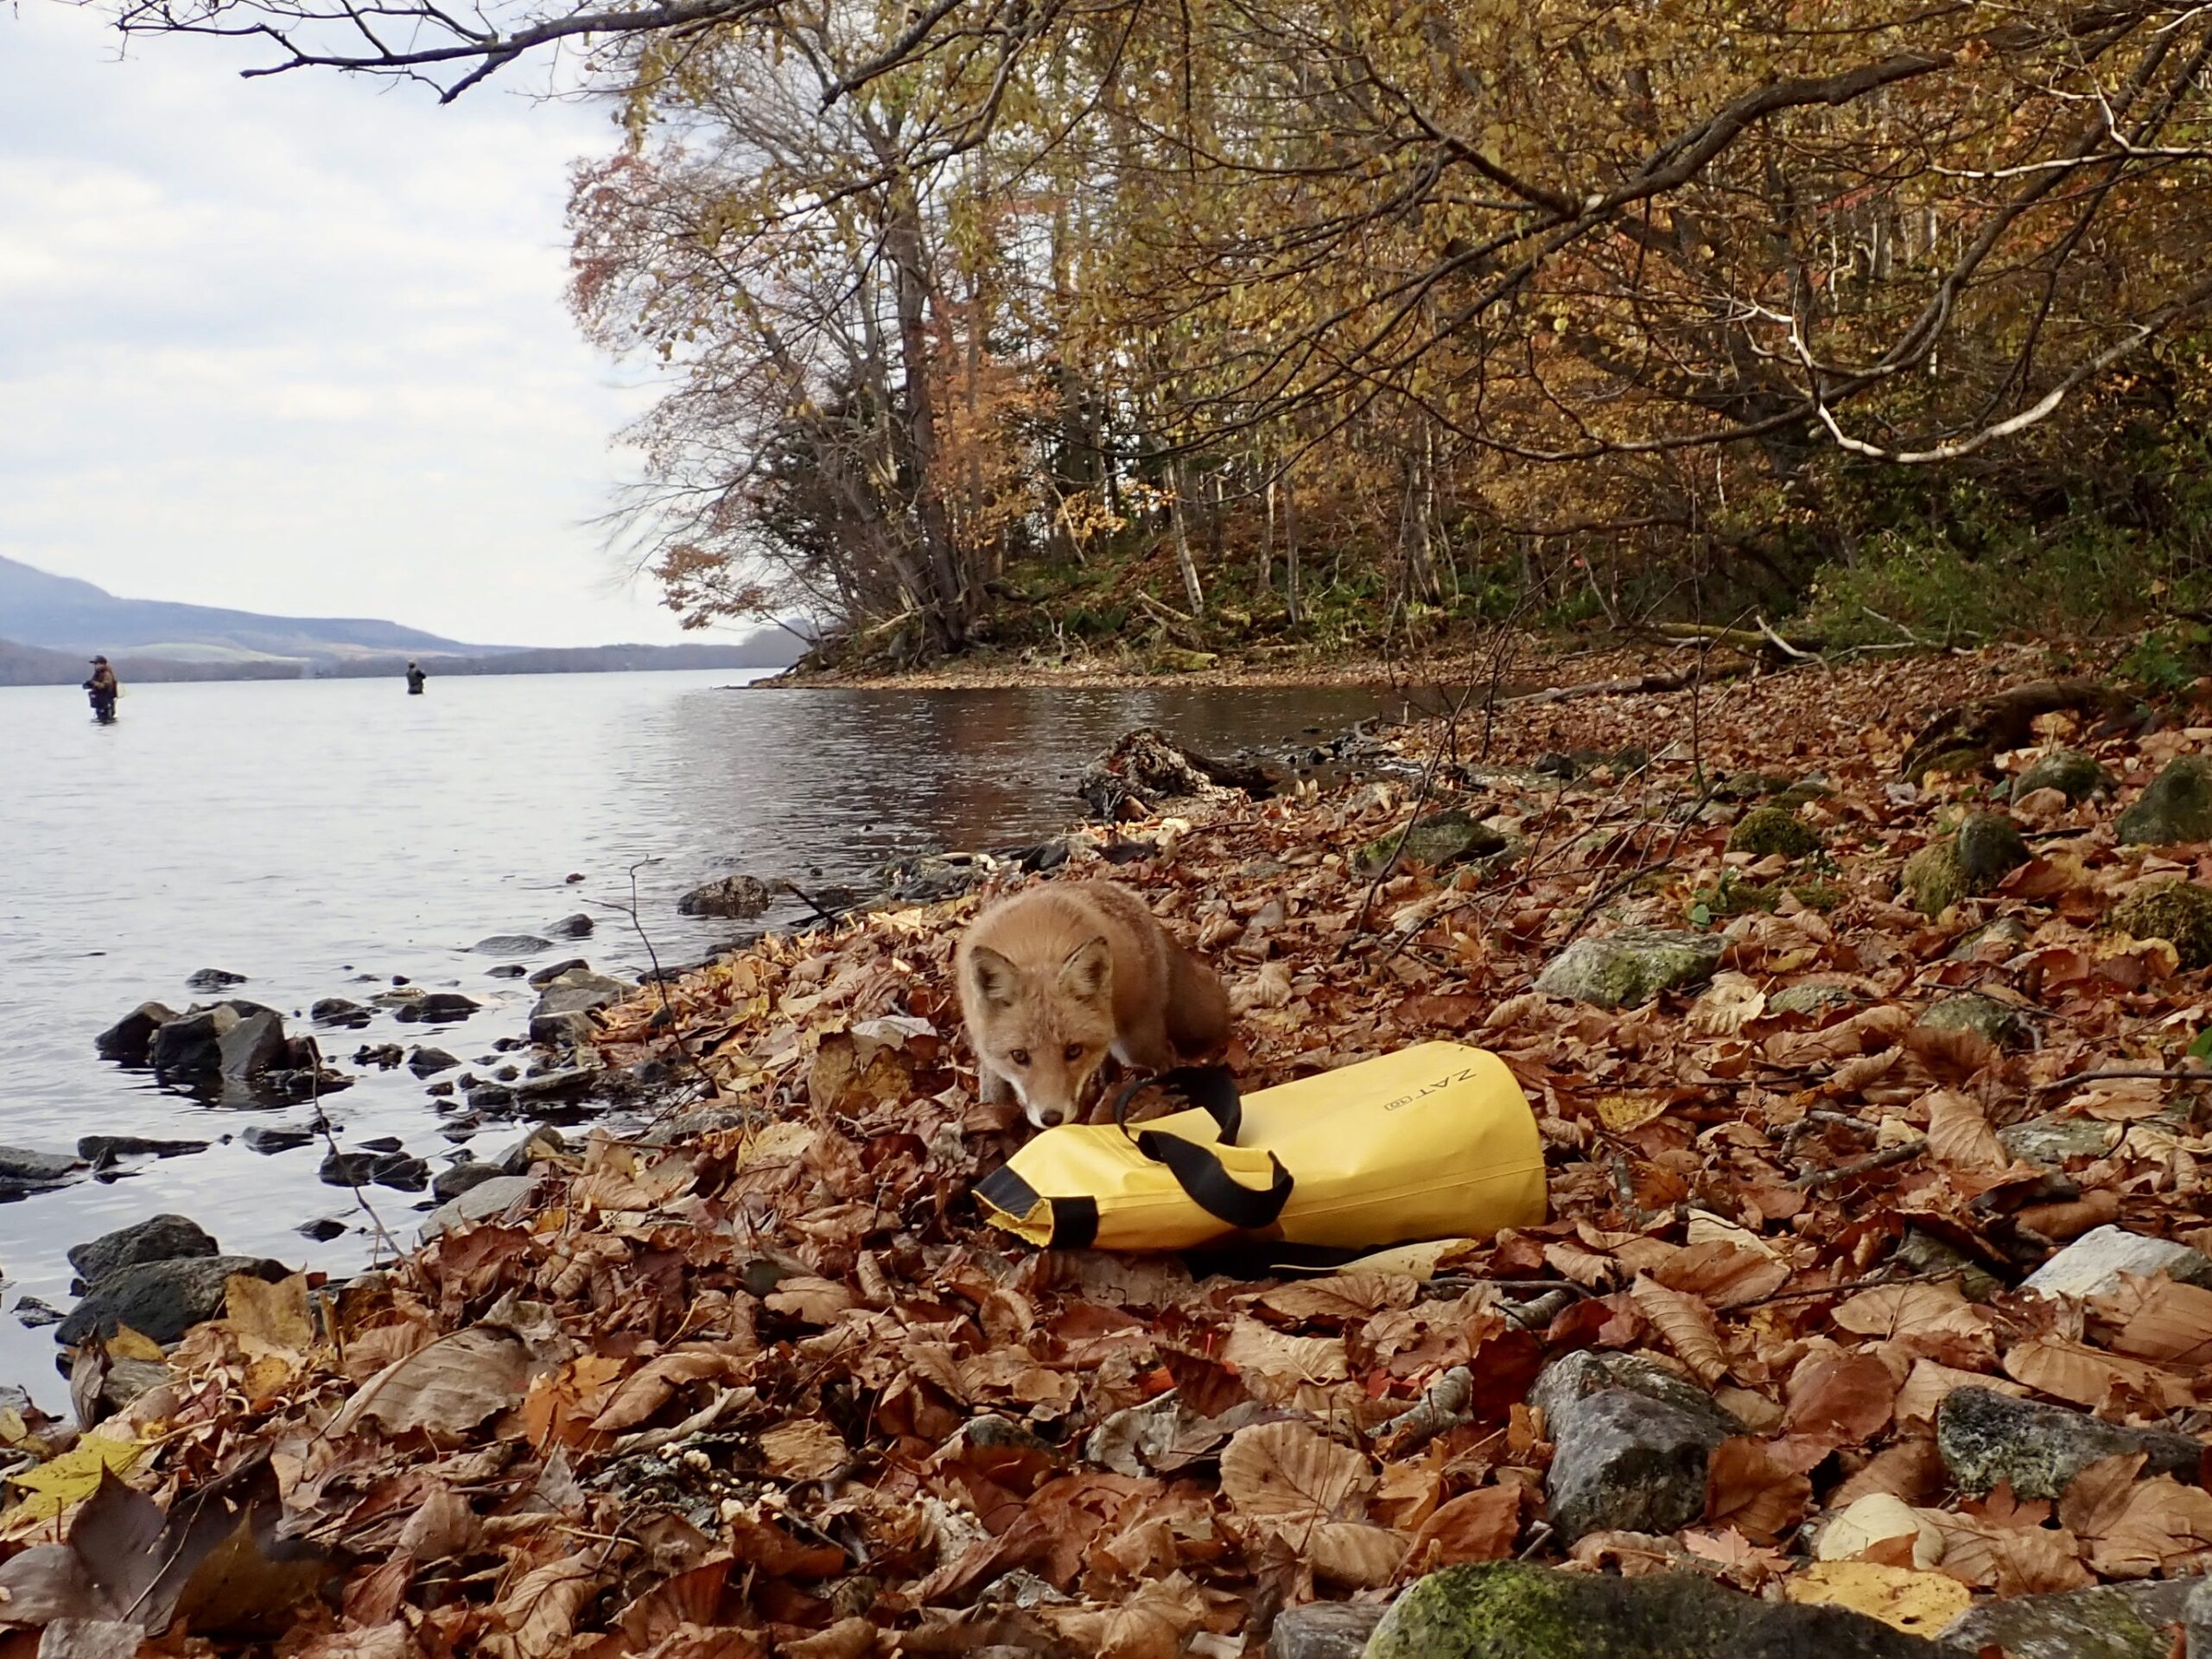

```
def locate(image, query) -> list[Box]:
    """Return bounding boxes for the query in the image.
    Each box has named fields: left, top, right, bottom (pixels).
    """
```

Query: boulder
left=67, top=1213, right=219, bottom=1283
left=1726, top=806, right=1822, bottom=859
left=99, top=1358, right=175, bottom=1419
left=185, top=968, right=247, bottom=991
left=395, top=992, right=480, bottom=1025
left=678, top=874, right=775, bottom=918
left=14, top=1298, right=64, bottom=1329
left=1768, top=980, right=1866, bottom=1017
left=2111, top=880, right=2212, bottom=970
left=150, top=1005, right=238, bottom=1080
left=320, top=1149, right=429, bottom=1192
left=1364, top=1563, right=1930, bottom=1659
left=497, top=1128, right=569, bottom=1173
left=513, top=1067, right=595, bottom=1109
left=527, top=957, right=591, bottom=988
left=2022, top=1224, right=2212, bottom=1299
left=529, top=969, right=633, bottom=1046
left=241, top=1123, right=317, bottom=1154
left=2013, top=748, right=2113, bottom=806
left=56, top=1254, right=291, bottom=1346
left=2119, top=755, right=2212, bottom=846
left=95, top=1001, right=178, bottom=1065
left=77, top=1135, right=208, bottom=1165
left=880, top=853, right=995, bottom=906
left=1942, top=1575, right=2202, bottom=1659
left=1535, top=928, right=1723, bottom=1010
left=431, top=1159, right=510, bottom=1204
left=1916, top=991, right=2032, bottom=1048
left=474, top=934, right=552, bottom=956
left=1266, top=1603, right=1384, bottom=1659
left=1527, top=1351, right=1740, bottom=1543
left=219, top=1009, right=288, bottom=1078
left=1956, top=810, right=2031, bottom=887
left=1356, top=810, right=1515, bottom=877
left=297, top=1217, right=346, bottom=1242
left=309, top=997, right=372, bottom=1028
left=1901, top=841, right=1967, bottom=918
left=408, top=1046, right=461, bottom=1078
left=546, top=912, right=594, bottom=939
left=1936, top=1386, right=2203, bottom=1499
left=418, top=1174, right=539, bottom=1243
left=1948, top=914, right=2031, bottom=961
left=0, top=1147, right=83, bottom=1188
left=2000, top=1112, right=2121, bottom=1166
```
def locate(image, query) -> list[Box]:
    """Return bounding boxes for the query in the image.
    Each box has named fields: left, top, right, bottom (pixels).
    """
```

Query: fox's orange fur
left=957, top=880, right=1230, bottom=1128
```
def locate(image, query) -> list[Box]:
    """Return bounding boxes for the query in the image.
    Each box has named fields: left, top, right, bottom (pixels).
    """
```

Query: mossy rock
left=1688, top=872, right=1778, bottom=922
left=1942, top=1578, right=2208, bottom=1659
left=1535, top=927, right=1723, bottom=1010
left=1363, top=1563, right=1934, bottom=1659
left=1917, top=991, right=2032, bottom=1048
left=1788, top=878, right=1846, bottom=912
left=1900, top=841, right=1966, bottom=917
left=1726, top=805, right=1822, bottom=859
left=1712, top=772, right=1794, bottom=804
left=1354, top=810, right=1513, bottom=877
left=2109, top=879, right=2212, bottom=969
left=1770, top=980, right=1866, bottom=1017
left=1948, top=914, right=2031, bottom=961
left=2012, top=748, right=2113, bottom=805
left=1999, top=1111, right=2122, bottom=1167
left=1955, top=811, right=2030, bottom=889
left=2116, top=754, right=2212, bottom=846
left=1921, top=746, right=1991, bottom=781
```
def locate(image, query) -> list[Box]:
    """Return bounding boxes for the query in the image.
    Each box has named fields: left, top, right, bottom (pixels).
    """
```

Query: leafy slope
left=16, top=649, right=2212, bottom=1655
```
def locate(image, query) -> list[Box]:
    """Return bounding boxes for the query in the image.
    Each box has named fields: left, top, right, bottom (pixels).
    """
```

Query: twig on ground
left=1789, top=1138, right=1927, bottom=1191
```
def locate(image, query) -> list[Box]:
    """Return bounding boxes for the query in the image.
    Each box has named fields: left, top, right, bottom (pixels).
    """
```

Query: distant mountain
left=0, top=554, right=498, bottom=661
left=0, top=555, right=807, bottom=683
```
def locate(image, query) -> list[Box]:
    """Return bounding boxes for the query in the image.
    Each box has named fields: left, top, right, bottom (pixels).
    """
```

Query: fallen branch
left=1370, top=1364, right=1471, bottom=1456
left=2031, top=1063, right=2212, bottom=1093
left=1789, top=1138, right=1927, bottom=1191
left=1503, top=658, right=1755, bottom=706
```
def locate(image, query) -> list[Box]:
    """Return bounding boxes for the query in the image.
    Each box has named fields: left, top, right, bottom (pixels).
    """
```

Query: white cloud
left=0, top=5, right=693, bottom=646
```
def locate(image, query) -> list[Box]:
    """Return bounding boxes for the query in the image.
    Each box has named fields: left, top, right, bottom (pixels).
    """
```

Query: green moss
left=2013, top=748, right=2113, bottom=805
left=1354, top=809, right=1512, bottom=876
left=1788, top=879, right=1846, bottom=912
left=2118, top=755, right=2212, bottom=846
left=2110, top=880, right=2212, bottom=969
left=1534, top=927, right=1723, bottom=1009
left=1919, top=991, right=2033, bottom=1047
left=1955, top=811, right=2030, bottom=888
left=1726, top=805, right=1822, bottom=859
left=1901, top=840, right=1966, bottom=917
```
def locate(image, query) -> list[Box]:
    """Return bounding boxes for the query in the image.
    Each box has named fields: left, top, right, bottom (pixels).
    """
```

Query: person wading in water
left=405, top=661, right=427, bottom=696
left=83, top=656, right=119, bottom=723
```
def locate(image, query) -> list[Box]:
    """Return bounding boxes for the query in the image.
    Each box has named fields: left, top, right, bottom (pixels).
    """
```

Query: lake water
left=0, top=669, right=1396, bottom=1403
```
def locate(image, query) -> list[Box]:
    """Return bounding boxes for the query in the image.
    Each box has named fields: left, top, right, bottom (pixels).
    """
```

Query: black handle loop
left=1133, top=1129, right=1294, bottom=1230
left=1111, top=1063, right=1243, bottom=1143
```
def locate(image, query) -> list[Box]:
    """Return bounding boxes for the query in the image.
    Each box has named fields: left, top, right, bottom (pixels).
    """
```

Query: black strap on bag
left=1113, top=1064, right=1294, bottom=1232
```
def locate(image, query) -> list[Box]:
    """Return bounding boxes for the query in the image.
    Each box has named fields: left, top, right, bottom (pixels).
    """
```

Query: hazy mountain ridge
left=0, top=556, right=804, bottom=683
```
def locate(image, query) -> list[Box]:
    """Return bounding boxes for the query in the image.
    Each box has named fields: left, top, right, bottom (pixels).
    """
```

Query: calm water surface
left=0, top=670, right=1395, bottom=1402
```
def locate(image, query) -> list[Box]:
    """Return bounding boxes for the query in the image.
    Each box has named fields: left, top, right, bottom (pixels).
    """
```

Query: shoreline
left=16, top=645, right=2212, bottom=1654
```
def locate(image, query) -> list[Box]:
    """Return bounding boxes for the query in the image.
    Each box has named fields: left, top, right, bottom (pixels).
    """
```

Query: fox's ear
left=967, top=945, right=1022, bottom=1007
left=1058, top=936, right=1112, bottom=1002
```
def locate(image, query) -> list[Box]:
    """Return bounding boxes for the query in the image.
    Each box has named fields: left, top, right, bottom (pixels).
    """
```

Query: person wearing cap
left=83, top=655, right=119, bottom=722
left=405, top=660, right=427, bottom=696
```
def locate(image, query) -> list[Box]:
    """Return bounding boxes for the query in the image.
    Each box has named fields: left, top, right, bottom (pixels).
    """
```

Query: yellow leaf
left=1594, top=1093, right=1669, bottom=1132
left=3, top=1435, right=143, bottom=1524
left=1785, top=1562, right=1971, bottom=1635
left=105, top=1326, right=164, bottom=1363
left=227, top=1272, right=313, bottom=1356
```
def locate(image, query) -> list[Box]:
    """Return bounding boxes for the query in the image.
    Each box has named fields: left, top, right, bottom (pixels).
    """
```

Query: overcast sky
left=0, top=4, right=696, bottom=648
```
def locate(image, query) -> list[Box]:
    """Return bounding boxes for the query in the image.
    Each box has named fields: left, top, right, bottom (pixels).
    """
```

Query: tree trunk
left=884, top=182, right=964, bottom=652
left=1282, top=467, right=1302, bottom=626
left=1171, top=460, right=1206, bottom=615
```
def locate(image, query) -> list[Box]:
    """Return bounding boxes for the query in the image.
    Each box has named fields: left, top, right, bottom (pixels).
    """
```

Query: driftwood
left=1899, top=677, right=2129, bottom=781
left=1649, top=620, right=1822, bottom=658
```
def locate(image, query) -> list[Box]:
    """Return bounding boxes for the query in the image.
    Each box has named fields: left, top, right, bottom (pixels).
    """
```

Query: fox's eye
left=1008, top=1049, right=1030, bottom=1067
left=1064, top=1042, right=1085, bottom=1062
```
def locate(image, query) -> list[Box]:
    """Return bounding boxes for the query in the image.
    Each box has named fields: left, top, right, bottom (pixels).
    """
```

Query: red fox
left=957, top=880, right=1230, bottom=1128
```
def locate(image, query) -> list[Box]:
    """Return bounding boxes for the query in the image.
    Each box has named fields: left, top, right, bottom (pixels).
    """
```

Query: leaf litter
left=10, top=648, right=2212, bottom=1650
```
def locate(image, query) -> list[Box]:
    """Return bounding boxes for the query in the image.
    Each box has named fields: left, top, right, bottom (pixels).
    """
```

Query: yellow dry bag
left=976, top=1041, right=1545, bottom=1254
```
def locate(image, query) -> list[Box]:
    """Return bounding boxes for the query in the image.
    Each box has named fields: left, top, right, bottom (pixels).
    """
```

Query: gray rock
left=2120, top=756, right=2212, bottom=847
left=297, top=1217, right=346, bottom=1242
left=497, top=1128, right=568, bottom=1173
left=678, top=874, right=774, bottom=918
left=1268, top=1603, right=1384, bottom=1659
left=1936, top=1386, right=2203, bottom=1500
left=150, top=1005, right=238, bottom=1079
left=514, top=1067, right=594, bottom=1106
left=1901, top=840, right=1967, bottom=917
left=474, top=934, right=553, bottom=956
left=2001, top=1112, right=2123, bottom=1166
left=320, top=1149, right=429, bottom=1191
left=431, top=1160, right=510, bottom=1203
left=2189, top=1577, right=2212, bottom=1659
left=1366, top=1564, right=1931, bottom=1659
left=1955, top=811, right=2031, bottom=888
left=219, top=1009, right=288, bottom=1077
left=185, top=968, right=248, bottom=991
left=408, top=1046, right=461, bottom=1078
left=529, top=968, right=633, bottom=1046
left=99, top=1357, right=174, bottom=1419
left=395, top=992, right=481, bottom=1025
left=68, top=1213, right=219, bottom=1282
left=1942, top=1575, right=2201, bottom=1659
left=418, top=1173, right=539, bottom=1242
left=77, top=1135, right=208, bottom=1165
left=1528, top=1352, right=1740, bottom=1543
left=1356, top=810, right=1513, bottom=876
left=2013, top=748, right=2114, bottom=806
left=95, top=1001, right=179, bottom=1065
left=310, top=997, right=372, bottom=1027
left=1949, top=914, right=2031, bottom=961
left=241, top=1123, right=317, bottom=1154
left=527, top=957, right=591, bottom=988
left=1767, top=980, right=1865, bottom=1017
left=1534, top=927, right=1723, bottom=1010
left=56, top=1254, right=290, bottom=1345
left=14, top=1297, right=64, bottom=1329
left=2024, top=1224, right=2212, bottom=1298
left=545, top=912, right=594, bottom=939
left=466, top=1081, right=518, bottom=1109
left=0, top=1147, right=83, bottom=1187
left=1917, top=991, right=2031, bottom=1047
